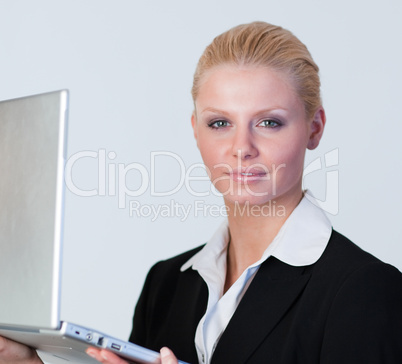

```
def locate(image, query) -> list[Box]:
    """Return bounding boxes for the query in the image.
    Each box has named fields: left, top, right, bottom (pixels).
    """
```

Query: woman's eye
left=258, top=119, right=280, bottom=128
left=208, top=120, right=229, bottom=128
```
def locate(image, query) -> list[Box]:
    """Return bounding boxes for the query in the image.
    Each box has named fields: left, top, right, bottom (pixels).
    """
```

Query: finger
left=0, top=336, right=41, bottom=363
left=160, top=347, right=179, bottom=364
left=86, top=348, right=129, bottom=364
left=86, top=348, right=103, bottom=362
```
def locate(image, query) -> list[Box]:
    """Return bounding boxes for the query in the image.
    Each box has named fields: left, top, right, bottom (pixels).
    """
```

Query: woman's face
left=192, top=65, right=324, bottom=208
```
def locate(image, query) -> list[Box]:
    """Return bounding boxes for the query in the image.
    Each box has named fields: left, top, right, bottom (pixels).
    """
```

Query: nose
left=231, top=127, right=258, bottom=160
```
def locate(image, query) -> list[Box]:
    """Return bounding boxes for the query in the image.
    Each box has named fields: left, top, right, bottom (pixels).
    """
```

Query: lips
left=229, top=167, right=268, bottom=183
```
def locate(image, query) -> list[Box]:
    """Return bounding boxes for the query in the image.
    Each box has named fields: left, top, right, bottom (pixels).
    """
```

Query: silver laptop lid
left=0, top=90, right=68, bottom=330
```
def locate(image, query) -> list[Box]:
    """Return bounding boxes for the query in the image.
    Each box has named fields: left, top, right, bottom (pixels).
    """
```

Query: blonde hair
left=191, top=21, right=321, bottom=119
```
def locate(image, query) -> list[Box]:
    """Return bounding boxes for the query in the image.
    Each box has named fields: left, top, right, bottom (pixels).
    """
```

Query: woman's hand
left=0, top=336, right=43, bottom=364
left=86, top=346, right=179, bottom=364
left=159, top=348, right=179, bottom=364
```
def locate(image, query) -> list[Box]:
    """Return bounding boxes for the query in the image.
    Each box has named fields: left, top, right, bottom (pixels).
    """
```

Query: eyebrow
left=200, top=107, right=231, bottom=116
left=200, top=106, right=289, bottom=117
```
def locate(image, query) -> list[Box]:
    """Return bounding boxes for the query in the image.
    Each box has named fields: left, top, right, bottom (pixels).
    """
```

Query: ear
left=307, top=107, right=326, bottom=150
left=191, top=111, right=199, bottom=148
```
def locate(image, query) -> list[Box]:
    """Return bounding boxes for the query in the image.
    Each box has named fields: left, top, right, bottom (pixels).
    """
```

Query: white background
left=1, top=0, right=401, bottom=346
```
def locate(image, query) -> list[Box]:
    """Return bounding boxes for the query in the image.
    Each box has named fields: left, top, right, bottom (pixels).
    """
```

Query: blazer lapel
left=211, top=257, right=310, bottom=363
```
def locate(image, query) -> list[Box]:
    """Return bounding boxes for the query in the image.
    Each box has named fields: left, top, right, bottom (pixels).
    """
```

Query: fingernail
left=87, top=350, right=96, bottom=358
left=160, top=347, right=170, bottom=358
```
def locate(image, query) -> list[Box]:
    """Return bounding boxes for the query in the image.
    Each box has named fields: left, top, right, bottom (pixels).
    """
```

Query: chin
left=223, top=191, right=274, bottom=207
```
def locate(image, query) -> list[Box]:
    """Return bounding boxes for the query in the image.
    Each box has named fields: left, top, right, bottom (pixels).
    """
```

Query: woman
left=2, top=21, right=402, bottom=364
left=91, top=21, right=402, bottom=364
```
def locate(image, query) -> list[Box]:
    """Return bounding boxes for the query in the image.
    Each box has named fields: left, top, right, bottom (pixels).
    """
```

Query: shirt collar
left=181, top=191, right=332, bottom=272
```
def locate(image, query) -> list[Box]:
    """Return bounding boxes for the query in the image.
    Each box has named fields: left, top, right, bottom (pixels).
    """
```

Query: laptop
left=0, top=90, right=188, bottom=364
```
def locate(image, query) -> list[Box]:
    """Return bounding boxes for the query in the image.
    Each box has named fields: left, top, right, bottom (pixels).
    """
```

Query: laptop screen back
left=0, top=90, right=68, bottom=330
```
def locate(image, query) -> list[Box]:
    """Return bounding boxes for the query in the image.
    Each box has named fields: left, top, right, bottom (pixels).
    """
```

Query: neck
left=223, top=190, right=303, bottom=293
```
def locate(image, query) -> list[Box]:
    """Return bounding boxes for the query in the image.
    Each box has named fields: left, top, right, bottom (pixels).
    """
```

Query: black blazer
left=129, top=230, right=402, bottom=363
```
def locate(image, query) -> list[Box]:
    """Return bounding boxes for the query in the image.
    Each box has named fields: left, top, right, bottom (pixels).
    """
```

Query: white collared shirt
left=180, top=194, right=332, bottom=364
